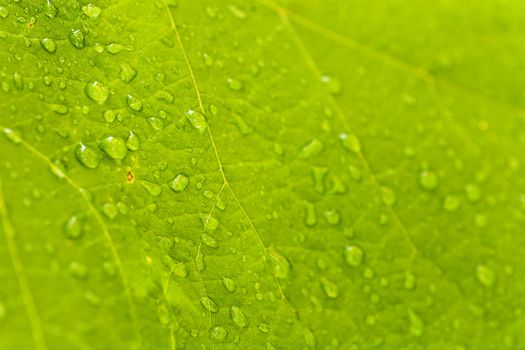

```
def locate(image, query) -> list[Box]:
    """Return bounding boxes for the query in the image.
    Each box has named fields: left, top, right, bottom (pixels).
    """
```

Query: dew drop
left=82, top=3, right=101, bottom=18
left=303, top=328, right=317, bottom=348
left=321, top=75, right=342, bottom=95
left=231, top=113, right=253, bottom=135
left=147, top=116, right=164, bottom=131
left=230, top=306, right=248, bottom=328
left=344, top=245, right=364, bottom=267
left=381, top=187, right=396, bottom=206
left=465, top=184, right=481, bottom=203
left=227, top=78, right=243, bottom=91
left=299, top=139, right=324, bottom=159
left=140, top=181, right=161, bottom=197
left=102, top=202, right=118, bottom=219
left=126, top=94, right=142, bottom=111
left=157, top=303, right=170, bottom=325
left=44, top=0, right=58, bottom=18
left=320, top=277, right=340, bottom=299
left=311, top=167, right=328, bottom=194
left=75, top=143, right=100, bottom=169
left=0, top=6, right=9, bottom=18
left=222, top=277, right=236, bottom=293
left=267, top=247, right=291, bottom=279
left=85, top=81, right=109, bottom=103
left=106, top=43, right=133, bottom=54
left=443, top=195, right=460, bottom=212
left=69, top=261, right=88, bottom=279
left=420, top=170, right=438, bottom=190
left=404, top=271, right=416, bottom=290
left=200, top=296, right=219, bottom=313
left=202, top=233, right=218, bottom=248
left=64, top=215, right=83, bottom=239
left=39, top=38, right=56, bottom=53
left=169, top=174, right=189, bottom=192
left=185, top=109, right=208, bottom=131
left=304, top=201, right=317, bottom=227
left=408, top=309, right=424, bottom=337
left=126, top=131, right=139, bottom=151
left=50, top=104, right=68, bottom=114
left=3, top=128, right=22, bottom=144
left=339, top=133, right=361, bottom=153
left=99, top=136, right=127, bottom=160
left=68, top=29, right=85, bottom=49
left=210, top=326, right=227, bottom=343
left=324, top=210, right=341, bottom=225
left=119, top=63, right=137, bottom=83
left=476, top=264, right=495, bottom=287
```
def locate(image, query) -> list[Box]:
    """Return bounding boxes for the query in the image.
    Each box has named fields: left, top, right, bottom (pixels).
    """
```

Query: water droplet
left=202, top=233, right=218, bottom=248
left=299, top=139, right=324, bottom=159
left=50, top=104, right=68, bottom=114
left=443, top=195, right=460, bottom=212
left=324, top=210, right=341, bottom=225
left=3, top=128, right=22, bottom=144
left=157, top=303, right=170, bottom=325
left=420, top=170, right=438, bottom=190
left=222, top=277, right=236, bottom=293
left=267, top=247, right=291, bottom=279
left=119, top=63, right=137, bottom=83
left=102, top=202, right=118, bottom=219
left=303, top=328, right=317, bottom=348
left=321, top=75, right=342, bottom=95
left=404, top=271, right=416, bottom=290
left=39, top=38, right=56, bottom=53
left=320, top=277, right=340, bottom=299
left=82, top=3, right=101, bottom=18
left=210, top=326, right=228, bottom=343
left=476, top=264, right=495, bottom=287
left=140, top=181, right=162, bottom=197
left=200, top=296, right=219, bottom=313
left=203, top=53, right=214, bottom=66
left=75, top=143, right=100, bottom=169
left=185, top=109, right=208, bottom=131
left=147, top=116, right=164, bottom=131
left=311, top=167, right=328, bottom=194
left=408, top=309, right=424, bottom=337
left=64, top=215, right=83, bottom=239
left=156, top=91, right=174, bottom=104
left=68, top=29, right=85, bottom=49
left=339, top=133, right=361, bottom=153
left=126, top=94, right=142, bottom=111
left=344, top=245, right=364, bottom=267
left=69, top=261, right=88, bottom=279
left=169, top=174, right=189, bottom=192
left=44, top=0, right=58, bottom=18
left=304, top=201, right=317, bottom=226
left=106, top=43, right=133, bottom=54
left=99, top=136, right=127, bottom=160
left=0, top=6, right=9, bottom=18
left=465, top=184, right=481, bottom=203
left=381, top=187, right=396, bottom=206
left=126, top=131, right=139, bottom=151
left=230, top=306, right=248, bottom=328
left=231, top=113, right=253, bottom=135
left=227, top=78, right=243, bottom=91
left=85, top=81, right=109, bottom=103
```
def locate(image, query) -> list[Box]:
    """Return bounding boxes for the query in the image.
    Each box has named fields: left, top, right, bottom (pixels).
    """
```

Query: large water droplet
left=126, top=94, right=142, bottom=111
left=147, top=116, right=164, bottom=131
left=419, top=170, right=438, bottom=190
left=169, top=174, right=189, bottom=192
left=210, top=326, right=228, bottom=343
left=44, top=0, right=58, bottom=18
left=0, top=6, right=9, bottom=18
left=267, top=247, right=291, bottom=279
left=119, top=63, right=137, bottom=83
left=99, top=136, right=127, bottom=160
left=200, top=296, right=219, bottom=313
left=40, top=38, right=56, bottom=54
left=185, top=110, right=208, bottom=131
left=222, top=277, right=236, bottom=293
left=82, top=3, right=101, bottom=18
left=126, top=131, right=139, bottom=151
left=230, top=306, right=248, bottom=328
left=75, top=143, right=100, bottom=169
left=339, top=133, right=361, bottom=153
left=344, top=245, right=364, bottom=267
left=64, top=215, right=83, bottom=239
left=85, top=81, right=109, bottom=103
left=68, top=29, right=85, bottom=49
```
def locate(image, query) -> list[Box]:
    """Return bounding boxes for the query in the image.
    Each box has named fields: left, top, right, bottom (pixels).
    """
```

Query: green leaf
left=1, top=0, right=524, bottom=349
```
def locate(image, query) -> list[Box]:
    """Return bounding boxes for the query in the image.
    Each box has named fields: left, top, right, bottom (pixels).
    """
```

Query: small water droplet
left=106, top=43, right=133, bottom=54
left=231, top=113, right=253, bottom=135
left=147, top=116, right=164, bottom=131
left=210, top=326, right=228, bottom=343
left=420, top=170, right=438, bottom=190
left=304, top=201, right=317, bottom=227
left=299, top=139, right=324, bottom=159
left=408, top=309, right=424, bottom=337
left=339, top=133, right=361, bottom=153
left=3, top=128, right=22, bottom=144
left=321, top=75, right=342, bottom=95
left=311, top=167, right=328, bottom=194
left=99, top=136, right=127, bottom=160
left=303, top=328, right=317, bottom=348
left=140, top=181, right=162, bottom=197
left=381, top=187, right=396, bottom=206
left=85, top=81, right=109, bottom=103
left=169, top=174, right=189, bottom=192
left=320, top=277, right=339, bottom=299
left=443, top=195, right=460, bottom=211
left=200, top=296, right=219, bottom=313
left=0, top=6, right=9, bottom=18
left=102, top=202, right=118, bottom=219
left=119, top=63, right=137, bottom=83
left=50, top=104, right=68, bottom=114
left=476, top=264, right=495, bottom=287
left=39, top=38, right=56, bottom=53
left=64, top=215, right=83, bottom=239
left=75, top=143, right=100, bottom=169
left=157, top=303, right=170, bottom=325
left=69, top=261, right=88, bottom=279
left=185, top=109, right=208, bottom=131
left=404, top=271, right=416, bottom=290
left=126, top=131, right=139, bottom=151
left=222, top=277, right=236, bottom=293
left=227, top=78, right=243, bottom=91
left=68, top=29, right=85, bottom=49
left=230, top=306, right=248, bottom=328
left=465, top=184, right=481, bottom=202
left=44, top=0, right=58, bottom=18
left=344, top=245, right=364, bottom=267
left=82, top=3, right=101, bottom=18
left=202, top=233, right=218, bottom=248
left=126, top=94, right=142, bottom=111
left=324, top=210, right=341, bottom=225
left=267, top=247, right=291, bottom=279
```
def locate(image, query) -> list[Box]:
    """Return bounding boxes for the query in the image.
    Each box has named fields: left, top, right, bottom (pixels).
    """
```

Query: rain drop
left=44, top=0, right=58, bottom=18
left=68, top=29, right=85, bottom=49
left=169, top=174, right=189, bottom=192
left=119, top=63, right=137, bottom=83
left=82, top=3, right=101, bottom=18
left=476, top=264, right=495, bottom=287
left=344, top=245, right=364, bottom=267
left=339, top=133, right=361, bottom=153
left=200, top=296, right=219, bottom=313
left=320, top=277, right=340, bottom=299
left=210, top=326, right=228, bottom=343
left=126, top=131, right=139, bottom=151
left=75, top=143, right=100, bottom=169
left=126, top=94, right=143, bottom=111
left=85, top=81, right=109, bottom=104
left=230, top=306, right=248, bottom=328
left=267, top=247, right=291, bottom=279
left=185, top=110, right=208, bottom=131
left=39, top=38, right=56, bottom=53
left=99, top=136, right=127, bottom=160
left=227, top=78, right=243, bottom=91
left=222, top=277, right=236, bottom=293
left=419, top=170, right=438, bottom=190
left=64, top=215, right=83, bottom=239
